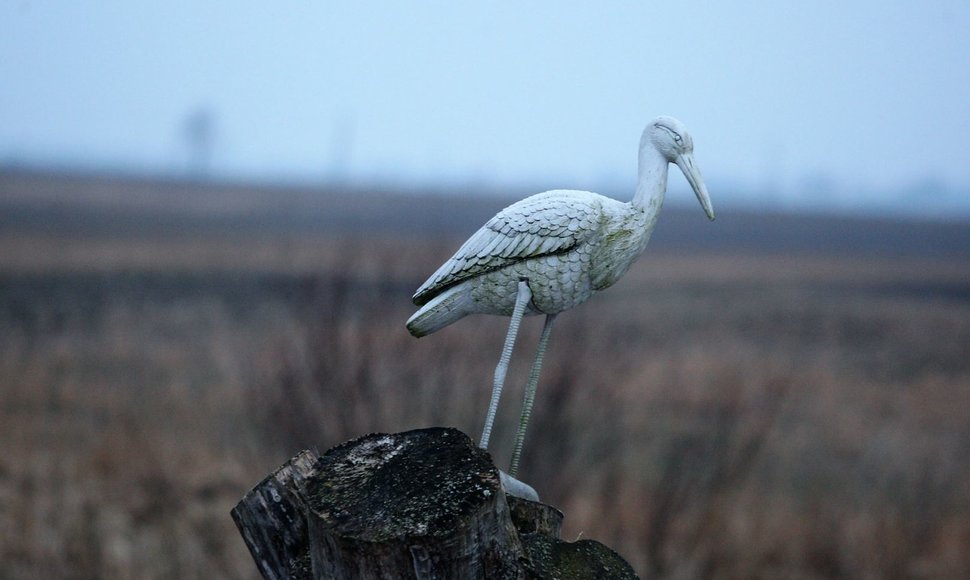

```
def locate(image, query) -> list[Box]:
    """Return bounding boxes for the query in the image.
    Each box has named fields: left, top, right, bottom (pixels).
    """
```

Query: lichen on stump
left=232, top=427, right=638, bottom=579
left=303, top=428, right=521, bottom=578
left=520, top=535, right=638, bottom=580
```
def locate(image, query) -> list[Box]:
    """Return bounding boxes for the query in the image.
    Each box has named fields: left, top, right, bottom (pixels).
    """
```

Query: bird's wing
left=413, top=190, right=603, bottom=305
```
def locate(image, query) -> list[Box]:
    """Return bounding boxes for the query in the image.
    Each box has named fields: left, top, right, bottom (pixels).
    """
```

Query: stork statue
left=407, top=116, right=715, bottom=478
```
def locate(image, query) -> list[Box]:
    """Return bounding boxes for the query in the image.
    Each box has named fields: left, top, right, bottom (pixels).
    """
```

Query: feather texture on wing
left=412, top=190, right=603, bottom=306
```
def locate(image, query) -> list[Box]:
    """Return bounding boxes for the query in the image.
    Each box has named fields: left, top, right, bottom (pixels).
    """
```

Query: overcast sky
left=2, top=2, right=969, bottom=213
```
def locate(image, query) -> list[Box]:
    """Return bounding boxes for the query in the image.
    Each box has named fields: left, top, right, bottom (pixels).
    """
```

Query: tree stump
left=232, top=427, right=637, bottom=579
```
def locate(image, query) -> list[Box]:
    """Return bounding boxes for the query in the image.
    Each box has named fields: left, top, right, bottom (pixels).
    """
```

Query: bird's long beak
left=676, top=152, right=715, bottom=221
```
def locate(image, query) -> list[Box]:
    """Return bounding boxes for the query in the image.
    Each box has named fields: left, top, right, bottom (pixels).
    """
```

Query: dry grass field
left=1, top=170, right=969, bottom=578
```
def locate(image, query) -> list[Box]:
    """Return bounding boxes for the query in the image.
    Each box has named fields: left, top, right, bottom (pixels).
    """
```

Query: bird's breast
left=588, top=210, right=651, bottom=289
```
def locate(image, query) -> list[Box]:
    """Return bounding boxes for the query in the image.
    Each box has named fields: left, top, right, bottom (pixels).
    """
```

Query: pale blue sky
left=2, top=2, right=969, bottom=214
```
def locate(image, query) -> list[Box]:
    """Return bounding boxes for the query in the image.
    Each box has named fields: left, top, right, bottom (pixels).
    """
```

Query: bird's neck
left=633, top=144, right=668, bottom=213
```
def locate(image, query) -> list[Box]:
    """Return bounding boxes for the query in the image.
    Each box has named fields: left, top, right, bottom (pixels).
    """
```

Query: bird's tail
left=406, top=283, right=474, bottom=337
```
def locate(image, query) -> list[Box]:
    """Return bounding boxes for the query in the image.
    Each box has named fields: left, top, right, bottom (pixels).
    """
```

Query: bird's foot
left=499, top=470, right=539, bottom=502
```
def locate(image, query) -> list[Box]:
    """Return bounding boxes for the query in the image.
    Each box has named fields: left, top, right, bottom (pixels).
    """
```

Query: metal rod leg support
left=480, top=280, right=532, bottom=450
left=509, top=313, right=557, bottom=477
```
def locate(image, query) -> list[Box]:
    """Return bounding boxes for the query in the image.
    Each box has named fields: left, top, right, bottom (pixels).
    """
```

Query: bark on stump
left=232, top=427, right=637, bottom=579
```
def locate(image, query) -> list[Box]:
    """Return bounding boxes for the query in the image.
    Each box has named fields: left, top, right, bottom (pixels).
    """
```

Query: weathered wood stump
left=232, top=427, right=637, bottom=579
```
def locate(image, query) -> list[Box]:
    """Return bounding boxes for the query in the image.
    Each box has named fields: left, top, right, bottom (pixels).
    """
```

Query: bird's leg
left=508, top=313, right=557, bottom=477
left=480, top=279, right=532, bottom=450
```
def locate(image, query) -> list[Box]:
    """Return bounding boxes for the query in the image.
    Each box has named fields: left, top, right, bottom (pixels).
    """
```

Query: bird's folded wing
left=412, top=191, right=601, bottom=306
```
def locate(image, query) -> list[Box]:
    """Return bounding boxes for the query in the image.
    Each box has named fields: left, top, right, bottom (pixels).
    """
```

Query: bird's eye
left=658, top=125, right=683, bottom=146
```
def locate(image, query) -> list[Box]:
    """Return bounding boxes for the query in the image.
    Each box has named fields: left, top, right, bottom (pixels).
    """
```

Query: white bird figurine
left=407, top=116, right=715, bottom=476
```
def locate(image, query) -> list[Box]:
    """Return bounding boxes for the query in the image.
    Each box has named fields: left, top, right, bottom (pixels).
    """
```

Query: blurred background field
left=1, top=170, right=969, bottom=578
left=4, top=3, right=970, bottom=578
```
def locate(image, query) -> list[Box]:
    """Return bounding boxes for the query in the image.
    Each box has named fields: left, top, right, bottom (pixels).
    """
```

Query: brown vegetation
left=1, top=172, right=969, bottom=578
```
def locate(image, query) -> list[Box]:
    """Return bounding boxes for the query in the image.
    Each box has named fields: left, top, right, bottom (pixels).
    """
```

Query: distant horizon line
left=3, top=157, right=969, bottom=223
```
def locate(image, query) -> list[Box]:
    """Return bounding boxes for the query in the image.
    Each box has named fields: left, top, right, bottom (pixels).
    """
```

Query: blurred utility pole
left=329, top=113, right=355, bottom=186
left=183, top=106, right=216, bottom=179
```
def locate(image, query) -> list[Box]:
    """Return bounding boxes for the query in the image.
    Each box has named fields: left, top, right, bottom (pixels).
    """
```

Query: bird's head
left=648, top=116, right=715, bottom=221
